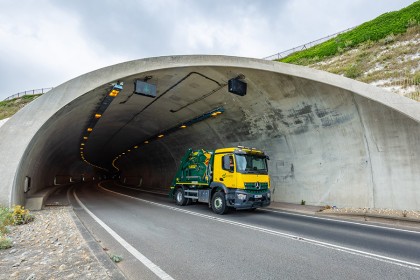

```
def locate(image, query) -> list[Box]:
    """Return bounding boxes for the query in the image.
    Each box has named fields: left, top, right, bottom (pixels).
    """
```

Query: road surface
left=69, top=181, right=420, bottom=280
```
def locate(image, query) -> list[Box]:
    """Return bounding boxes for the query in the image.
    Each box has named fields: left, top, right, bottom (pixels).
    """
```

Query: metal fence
left=3, top=87, right=53, bottom=101
left=263, top=26, right=356, bottom=61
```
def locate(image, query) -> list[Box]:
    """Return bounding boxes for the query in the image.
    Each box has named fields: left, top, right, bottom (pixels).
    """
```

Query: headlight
left=237, top=193, right=247, bottom=200
left=267, top=192, right=271, bottom=198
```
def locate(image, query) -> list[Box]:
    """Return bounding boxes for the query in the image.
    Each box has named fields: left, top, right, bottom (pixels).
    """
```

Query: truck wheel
left=175, top=188, right=190, bottom=206
left=211, top=192, right=229, bottom=215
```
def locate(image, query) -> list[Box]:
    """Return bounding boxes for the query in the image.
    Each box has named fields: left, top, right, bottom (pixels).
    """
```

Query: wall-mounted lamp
left=228, top=76, right=247, bottom=96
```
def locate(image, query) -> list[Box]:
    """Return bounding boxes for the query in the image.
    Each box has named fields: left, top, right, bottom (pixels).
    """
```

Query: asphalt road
left=71, top=182, right=420, bottom=280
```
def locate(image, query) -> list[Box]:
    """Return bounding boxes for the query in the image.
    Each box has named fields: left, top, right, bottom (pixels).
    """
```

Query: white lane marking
left=73, top=190, right=175, bottom=280
left=99, top=182, right=420, bottom=271
left=113, top=182, right=420, bottom=235
left=261, top=208, right=420, bottom=235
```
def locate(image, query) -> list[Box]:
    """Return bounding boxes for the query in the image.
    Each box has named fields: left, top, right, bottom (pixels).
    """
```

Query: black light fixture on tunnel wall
left=228, top=76, right=247, bottom=96
left=134, top=77, right=156, bottom=98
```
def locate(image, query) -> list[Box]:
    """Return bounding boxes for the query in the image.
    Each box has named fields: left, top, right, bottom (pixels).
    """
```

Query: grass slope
left=278, top=1, right=420, bottom=101
left=0, top=95, right=41, bottom=120
left=280, top=1, right=420, bottom=64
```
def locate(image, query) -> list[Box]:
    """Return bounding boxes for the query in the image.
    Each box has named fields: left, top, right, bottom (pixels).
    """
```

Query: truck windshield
left=235, top=154, right=268, bottom=174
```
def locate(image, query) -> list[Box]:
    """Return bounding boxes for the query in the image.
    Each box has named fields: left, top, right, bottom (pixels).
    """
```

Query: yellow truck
left=169, top=146, right=271, bottom=214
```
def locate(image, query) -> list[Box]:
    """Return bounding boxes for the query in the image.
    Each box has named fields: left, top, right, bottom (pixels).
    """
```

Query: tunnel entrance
left=0, top=56, right=418, bottom=210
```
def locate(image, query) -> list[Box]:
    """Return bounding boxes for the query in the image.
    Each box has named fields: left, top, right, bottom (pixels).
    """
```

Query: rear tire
left=175, top=188, right=190, bottom=206
left=211, top=192, right=229, bottom=214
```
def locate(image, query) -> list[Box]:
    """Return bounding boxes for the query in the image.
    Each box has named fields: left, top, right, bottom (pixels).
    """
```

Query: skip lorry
left=169, top=146, right=271, bottom=214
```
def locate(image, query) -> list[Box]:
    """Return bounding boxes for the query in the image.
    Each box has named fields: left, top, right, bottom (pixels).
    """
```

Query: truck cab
left=169, top=146, right=271, bottom=214
left=211, top=147, right=271, bottom=213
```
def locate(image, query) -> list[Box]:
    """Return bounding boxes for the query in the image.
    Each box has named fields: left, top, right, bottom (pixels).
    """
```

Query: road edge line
left=73, top=189, right=175, bottom=280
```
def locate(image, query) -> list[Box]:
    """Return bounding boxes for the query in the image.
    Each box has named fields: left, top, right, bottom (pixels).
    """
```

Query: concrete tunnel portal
left=0, top=55, right=419, bottom=210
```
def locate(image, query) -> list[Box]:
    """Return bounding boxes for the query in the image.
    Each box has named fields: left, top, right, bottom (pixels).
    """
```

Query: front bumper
left=226, top=189, right=271, bottom=209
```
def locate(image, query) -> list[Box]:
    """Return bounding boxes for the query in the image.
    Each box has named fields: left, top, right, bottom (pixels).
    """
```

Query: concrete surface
left=0, top=55, right=419, bottom=209
left=0, top=117, right=9, bottom=128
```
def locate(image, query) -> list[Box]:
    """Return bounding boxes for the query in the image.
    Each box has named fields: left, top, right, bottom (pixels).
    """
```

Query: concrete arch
left=0, top=55, right=419, bottom=209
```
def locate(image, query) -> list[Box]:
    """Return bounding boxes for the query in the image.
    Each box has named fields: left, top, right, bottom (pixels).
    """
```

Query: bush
left=413, top=72, right=420, bottom=85
left=0, top=206, right=13, bottom=235
left=12, top=205, right=34, bottom=225
left=344, top=64, right=363, bottom=79
left=406, top=18, right=418, bottom=27
left=110, top=254, right=123, bottom=263
left=382, top=33, right=396, bottom=44
left=0, top=236, right=12, bottom=249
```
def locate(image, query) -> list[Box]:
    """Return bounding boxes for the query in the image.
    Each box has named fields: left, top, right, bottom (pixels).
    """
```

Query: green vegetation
left=413, top=72, right=420, bottom=85
left=0, top=94, right=41, bottom=120
left=11, top=205, right=34, bottom=225
left=0, top=206, right=14, bottom=249
left=280, top=1, right=420, bottom=64
left=110, top=254, right=123, bottom=263
left=0, top=205, right=35, bottom=250
left=0, top=206, right=13, bottom=235
left=0, top=236, right=12, bottom=249
left=344, top=64, right=363, bottom=79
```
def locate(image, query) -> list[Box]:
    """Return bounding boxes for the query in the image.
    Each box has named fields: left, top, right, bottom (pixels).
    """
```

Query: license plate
left=254, top=195, right=262, bottom=199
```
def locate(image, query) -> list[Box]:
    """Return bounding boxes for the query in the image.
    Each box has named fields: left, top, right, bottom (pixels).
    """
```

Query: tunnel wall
left=0, top=55, right=419, bottom=210
left=113, top=62, right=420, bottom=210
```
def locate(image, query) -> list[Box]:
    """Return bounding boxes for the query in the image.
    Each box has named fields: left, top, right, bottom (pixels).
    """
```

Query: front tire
left=175, top=188, right=190, bottom=206
left=211, top=192, right=229, bottom=214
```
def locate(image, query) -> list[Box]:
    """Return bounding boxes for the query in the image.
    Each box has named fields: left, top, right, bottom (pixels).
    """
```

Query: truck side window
left=222, top=155, right=234, bottom=171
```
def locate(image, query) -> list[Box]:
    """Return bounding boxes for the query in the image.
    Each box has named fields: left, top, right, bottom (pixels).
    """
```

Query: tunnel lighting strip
left=80, top=82, right=124, bottom=171
left=111, top=106, right=225, bottom=171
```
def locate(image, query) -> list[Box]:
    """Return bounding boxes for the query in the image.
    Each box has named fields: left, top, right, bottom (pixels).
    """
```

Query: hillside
left=0, top=95, right=41, bottom=120
left=279, top=1, right=420, bottom=101
left=308, top=26, right=419, bottom=100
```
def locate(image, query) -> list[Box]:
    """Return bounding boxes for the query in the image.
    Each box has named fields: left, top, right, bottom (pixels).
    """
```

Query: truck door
left=217, top=154, right=237, bottom=188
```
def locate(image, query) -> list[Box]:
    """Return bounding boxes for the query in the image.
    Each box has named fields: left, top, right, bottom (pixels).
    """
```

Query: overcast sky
left=0, top=0, right=416, bottom=100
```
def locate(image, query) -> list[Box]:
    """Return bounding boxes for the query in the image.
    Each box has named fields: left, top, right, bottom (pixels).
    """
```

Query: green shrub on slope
left=280, top=1, right=420, bottom=64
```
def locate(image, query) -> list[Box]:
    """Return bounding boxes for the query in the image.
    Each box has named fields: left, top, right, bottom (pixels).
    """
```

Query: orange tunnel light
left=109, top=89, right=120, bottom=97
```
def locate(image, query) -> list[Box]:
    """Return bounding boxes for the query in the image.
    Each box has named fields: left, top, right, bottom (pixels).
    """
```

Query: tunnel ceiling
left=86, top=67, right=233, bottom=169
left=39, top=64, right=322, bottom=175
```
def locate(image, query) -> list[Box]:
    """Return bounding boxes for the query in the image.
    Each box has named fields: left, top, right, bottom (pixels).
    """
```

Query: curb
left=69, top=208, right=126, bottom=280
left=316, top=211, right=420, bottom=223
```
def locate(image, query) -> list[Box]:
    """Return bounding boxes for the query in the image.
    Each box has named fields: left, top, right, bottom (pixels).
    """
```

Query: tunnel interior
left=7, top=57, right=420, bottom=210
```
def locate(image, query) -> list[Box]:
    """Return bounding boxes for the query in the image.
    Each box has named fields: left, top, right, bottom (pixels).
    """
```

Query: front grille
left=244, top=182, right=268, bottom=194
